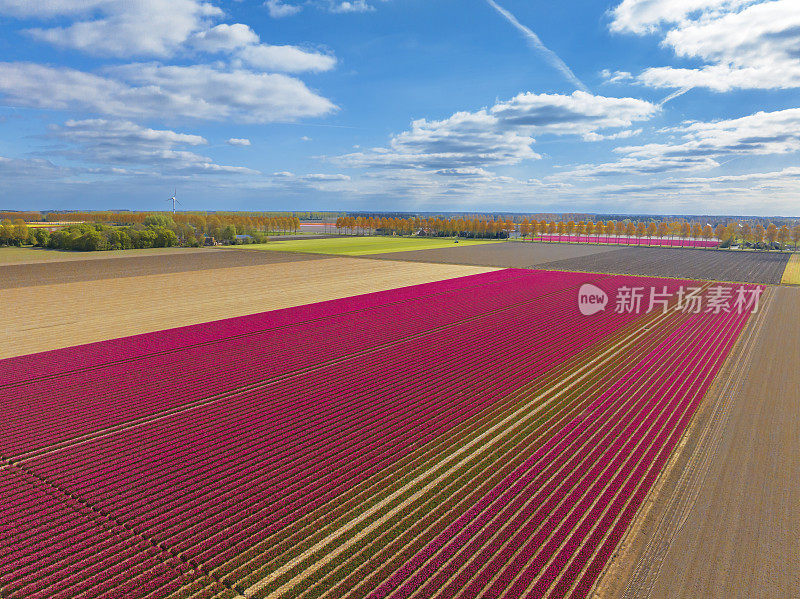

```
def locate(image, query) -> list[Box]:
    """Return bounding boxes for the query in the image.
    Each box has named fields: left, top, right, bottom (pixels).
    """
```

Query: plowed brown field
left=367, top=240, right=619, bottom=267
left=0, top=248, right=321, bottom=289
left=0, top=246, right=215, bottom=265
left=543, top=247, right=790, bottom=285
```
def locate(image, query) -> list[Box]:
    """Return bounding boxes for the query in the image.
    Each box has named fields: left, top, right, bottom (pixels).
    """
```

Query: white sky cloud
left=22, top=0, right=222, bottom=58
left=0, top=62, right=337, bottom=123
left=617, top=108, right=800, bottom=158
left=236, top=44, right=337, bottom=73
left=609, top=0, right=758, bottom=34
left=553, top=107, right=800, bottom=180
left=0, top=155, right=72, bottom=179
left=191, top=23, right=260, bottom=53
left=227, top=138, right=252, bottom=146
left=51, top=119, right=257, bottom=175
left=339, top=91, right=658, bottom=170
left=329, top=1, right=376, bottom=13
left=265, top=0, right=302, bottom=18
left=610, top=0, right=800, bottom=91
left=557, top=155, right=719, bottom=178
left=1, top=0, right=337, bottom=77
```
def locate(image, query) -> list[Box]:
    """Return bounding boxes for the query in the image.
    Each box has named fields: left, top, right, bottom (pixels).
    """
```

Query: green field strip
left=781, top=254, right=800, bottom=285
left=231, top=237, right=503, bottom=256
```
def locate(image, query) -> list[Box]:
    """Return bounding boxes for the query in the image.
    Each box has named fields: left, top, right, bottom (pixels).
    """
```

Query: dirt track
left=594, top=286, right=800, bottom=598
left=0, top=257, right=497, bottom=359
left=543, top=247, right=790, bottom=285
left=0, top=249, right=321, bottom=289
left=367, top=241, right=619, bottom=268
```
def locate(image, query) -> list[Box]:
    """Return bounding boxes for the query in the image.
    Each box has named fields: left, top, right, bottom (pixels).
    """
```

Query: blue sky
left=0, top=0, right=799, bottom=215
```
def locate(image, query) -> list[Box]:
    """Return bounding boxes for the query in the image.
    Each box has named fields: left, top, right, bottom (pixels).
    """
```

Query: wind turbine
left=167, top=189, right=181, bottom=214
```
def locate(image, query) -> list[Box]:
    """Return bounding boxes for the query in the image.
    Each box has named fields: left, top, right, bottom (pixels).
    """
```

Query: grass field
left=239, top=236, right=502, bottom=255
left=781, top=253, right=800, bottom=284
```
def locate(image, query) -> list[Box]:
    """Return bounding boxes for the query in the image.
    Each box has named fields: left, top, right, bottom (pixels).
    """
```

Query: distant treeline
left=0, top=214, right=301, bottom=250
left=335, top=216, right=800, bottom=249
left=336, top=216, right=516, bottom=239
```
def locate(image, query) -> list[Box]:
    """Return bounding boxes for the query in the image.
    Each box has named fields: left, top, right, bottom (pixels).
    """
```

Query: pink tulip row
left=2, top=268, right=589, bottom=457
left=1, top=270, right=741, bottom=598
left=2, top=270, right=665, bottom=597
left=367, top=284, right=757, bottom=599
left=0, top=269, right=522, bottom=387
left=16, top=273, right=656, bottom=586
left=0, top=467, right=206, bottom=599
left=531, top=235, right=720, bottom=248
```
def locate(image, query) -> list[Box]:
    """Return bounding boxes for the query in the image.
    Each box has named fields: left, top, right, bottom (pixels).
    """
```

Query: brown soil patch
left=0, top=257, right=497, bottom=359
left=593, top=286, right=800, bottom=598
left=0, top=249, right=321, bottom=289
left=543, top=247, right=790, bottom=285
left=365, top=241, right=620, bottom=268
left=0, top=246, right=217, bottom=265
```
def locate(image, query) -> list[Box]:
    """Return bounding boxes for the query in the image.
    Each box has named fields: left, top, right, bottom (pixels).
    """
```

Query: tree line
left=335, top=216, right=517, bottom=239
left=333, top=216, right=800, bottom=250
left=0, top=213, right=302, bottom=251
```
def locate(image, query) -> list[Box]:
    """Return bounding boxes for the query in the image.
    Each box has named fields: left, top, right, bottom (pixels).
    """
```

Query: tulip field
left=0, top=268, right=759, bottom=599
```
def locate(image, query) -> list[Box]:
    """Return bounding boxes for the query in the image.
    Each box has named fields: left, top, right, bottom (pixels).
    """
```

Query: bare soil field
left=594, top=286, right=800, bottom=599
left=0, top=248, right=321, bottom=289
left=366, top=240, right=619, bottom=267
left=0, top=257, right=497, bottom=359
left=0, top=246, right=215, bottom=265
left=543, top=247, right=790, bottom=284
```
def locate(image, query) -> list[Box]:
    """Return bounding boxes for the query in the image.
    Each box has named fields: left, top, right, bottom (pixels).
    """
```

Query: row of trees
left=333, top=215, right=800, bottom=249
left=25, top=212, right=301, bottom=236
left=0, top=213, right=304, bottom=250
left=0, top=220, right=182, bottom=251
left=335, top=216, right=516, bottom=239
